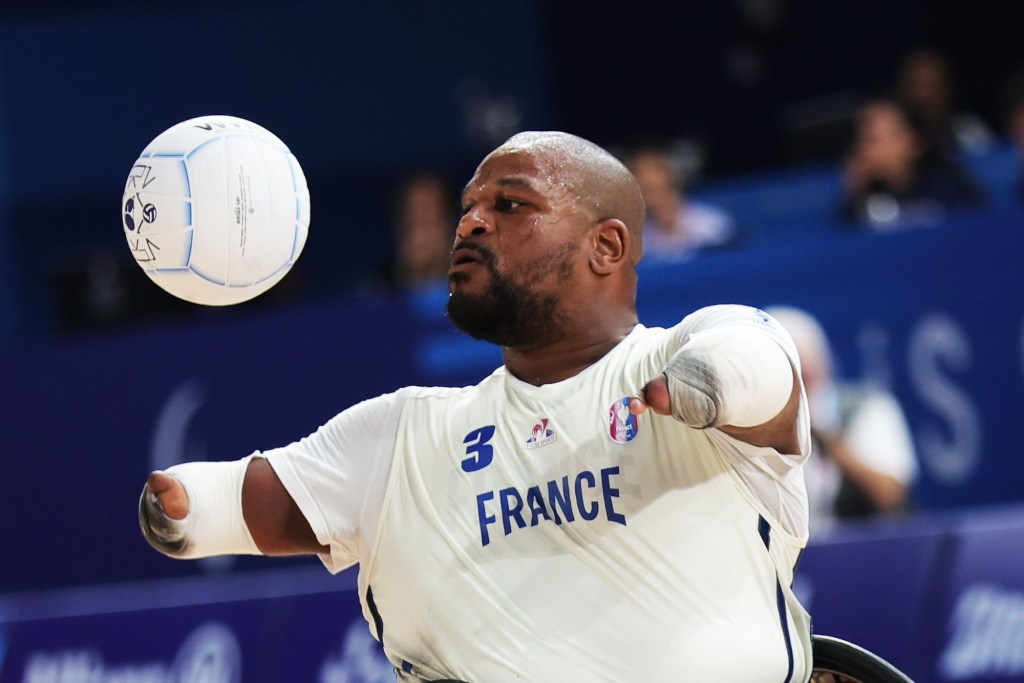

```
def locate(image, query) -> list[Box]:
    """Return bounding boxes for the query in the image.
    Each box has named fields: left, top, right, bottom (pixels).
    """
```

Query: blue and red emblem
left=608, top=397, right=640, bottom=444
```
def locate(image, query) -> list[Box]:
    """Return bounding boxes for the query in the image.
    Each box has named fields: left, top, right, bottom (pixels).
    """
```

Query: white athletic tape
left=139, top=456, right=261, bottom=559
left=664, top=325, right=793, bottom=429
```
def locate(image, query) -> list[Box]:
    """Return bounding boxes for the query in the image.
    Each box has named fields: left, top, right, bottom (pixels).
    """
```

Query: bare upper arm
left=242, top=457, right=329, bottom=556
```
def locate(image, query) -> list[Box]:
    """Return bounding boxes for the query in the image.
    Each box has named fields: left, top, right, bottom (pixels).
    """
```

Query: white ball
left=122, top=115, right=310, bottom=306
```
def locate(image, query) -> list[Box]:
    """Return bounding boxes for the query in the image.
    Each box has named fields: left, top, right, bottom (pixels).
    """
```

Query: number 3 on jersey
left=461, top=425, right=495, bottom=472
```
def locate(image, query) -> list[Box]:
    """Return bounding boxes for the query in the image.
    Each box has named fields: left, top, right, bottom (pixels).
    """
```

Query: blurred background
left=2, top=0, right=1023, bottom=680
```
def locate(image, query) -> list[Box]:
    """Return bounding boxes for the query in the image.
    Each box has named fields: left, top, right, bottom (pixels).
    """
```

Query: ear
left=588, top=219, right=630, bottom=276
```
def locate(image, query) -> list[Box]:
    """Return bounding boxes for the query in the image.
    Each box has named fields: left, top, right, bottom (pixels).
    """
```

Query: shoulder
left=384, top=371, right=507, bottom=418
left=612, top=323, right=681, bottom=359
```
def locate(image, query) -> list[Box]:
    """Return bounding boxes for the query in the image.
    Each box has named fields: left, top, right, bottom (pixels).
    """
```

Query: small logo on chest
left=524, top=417, right=557, bottom=449
left=608, top=397, right=640, bottom=444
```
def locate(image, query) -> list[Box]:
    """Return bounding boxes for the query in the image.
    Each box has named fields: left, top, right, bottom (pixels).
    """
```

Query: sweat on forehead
left=483, top=132, right=630, bottom=197
left=474, top=131, right=645, bottom=248
left=495, top=131, right=617, bottom=171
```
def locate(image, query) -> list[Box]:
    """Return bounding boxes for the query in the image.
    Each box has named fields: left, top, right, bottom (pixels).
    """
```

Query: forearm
left=139, top=456, right=327, bottom=559
left=664, top=324, right=794, bottom=430
left=656, top=322, right=803, bottom=454
left=139, top=457, right=261, bottom=559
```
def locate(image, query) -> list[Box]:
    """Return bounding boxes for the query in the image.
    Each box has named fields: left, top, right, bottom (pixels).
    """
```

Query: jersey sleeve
left=261, top=388, right=409, bottom=573
left=670, top=305, right=812, bottom=538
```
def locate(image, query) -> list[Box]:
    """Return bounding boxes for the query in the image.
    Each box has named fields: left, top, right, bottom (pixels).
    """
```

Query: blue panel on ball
left=180, top=159, right=191, bottom=198
left=186, top=137, right=219, bottom=161
left=189, top=263, right=226, bottom=286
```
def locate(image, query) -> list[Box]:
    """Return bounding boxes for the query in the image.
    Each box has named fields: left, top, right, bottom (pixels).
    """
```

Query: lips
left=451, top=248, right=484, bottom=266
left=449, top=243, right=490, bottom=278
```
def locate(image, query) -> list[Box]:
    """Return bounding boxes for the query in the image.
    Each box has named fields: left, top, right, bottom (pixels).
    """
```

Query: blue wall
left=1, top=197, right=1022, bottom=593
left=0, top=1, right=551, bottom=342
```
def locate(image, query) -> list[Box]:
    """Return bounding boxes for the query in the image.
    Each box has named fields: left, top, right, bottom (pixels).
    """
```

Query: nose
left=455, top=205, right=493, bottom=241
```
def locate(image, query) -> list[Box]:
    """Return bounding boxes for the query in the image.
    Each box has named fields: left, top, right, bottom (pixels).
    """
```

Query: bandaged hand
left=138, top=458, right=260, bottom=559
left=633, top=325, right=794, bottom=429
left=139, top=471, right=191, bottom=556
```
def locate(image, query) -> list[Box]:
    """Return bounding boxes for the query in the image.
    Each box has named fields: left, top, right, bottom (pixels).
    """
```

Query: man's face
left=446, top=148, right=590, bottom=347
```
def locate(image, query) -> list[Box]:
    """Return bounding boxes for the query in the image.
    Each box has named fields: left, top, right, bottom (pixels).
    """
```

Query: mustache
left=451, top=240, right=496, bottom=265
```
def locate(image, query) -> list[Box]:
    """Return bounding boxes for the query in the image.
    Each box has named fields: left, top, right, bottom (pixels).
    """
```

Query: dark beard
left=446, top=242, right=576, bottom=348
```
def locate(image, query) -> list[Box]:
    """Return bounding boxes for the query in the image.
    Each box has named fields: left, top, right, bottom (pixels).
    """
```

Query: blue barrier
left=796, top=505, right=1024, bottom=682
left=2, top=505, right=1022, bottom=682
left=0, top=566, right=392, bottom=682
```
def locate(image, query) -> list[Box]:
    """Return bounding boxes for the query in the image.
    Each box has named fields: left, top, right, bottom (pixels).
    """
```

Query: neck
left=502, top=316, right=638, bottom=386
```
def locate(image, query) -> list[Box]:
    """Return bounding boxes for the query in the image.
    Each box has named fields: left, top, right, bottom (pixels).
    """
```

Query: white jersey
left=266, top=304, right=812, bottom=682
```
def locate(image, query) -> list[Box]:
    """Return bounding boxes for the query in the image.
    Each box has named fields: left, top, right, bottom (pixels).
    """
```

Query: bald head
left=488, top=132, right=646, bottom=264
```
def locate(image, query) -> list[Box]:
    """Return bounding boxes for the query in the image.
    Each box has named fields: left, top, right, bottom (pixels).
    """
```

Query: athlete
left=140, top=131, right=813, bottom=682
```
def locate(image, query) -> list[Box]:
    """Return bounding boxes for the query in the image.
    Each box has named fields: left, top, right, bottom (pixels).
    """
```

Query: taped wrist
left=664, top=325, right=794, bottom=429
left=139, top=456, right=261, bottom=559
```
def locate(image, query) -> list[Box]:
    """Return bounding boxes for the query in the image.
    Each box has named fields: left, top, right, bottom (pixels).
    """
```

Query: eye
left=495, top=196, right=524, bottom=212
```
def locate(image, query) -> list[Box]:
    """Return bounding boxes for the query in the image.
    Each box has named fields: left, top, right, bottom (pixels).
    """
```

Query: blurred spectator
left=896, top=48, right=993, bottom=156
left=766, top=306, right=918, bottom=534
left=1001, top=68, right=1024, bottom=198
left=625, top=147, right=740, bottom=262
left=386, top=171, right=456, bottom=290
left=841, top=98, right=984, bottom=229
left=54, top=251, right=199, bottom=333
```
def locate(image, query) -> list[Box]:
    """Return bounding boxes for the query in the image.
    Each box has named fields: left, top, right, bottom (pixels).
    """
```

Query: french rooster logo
left=524, top=418, right=557, bottom=449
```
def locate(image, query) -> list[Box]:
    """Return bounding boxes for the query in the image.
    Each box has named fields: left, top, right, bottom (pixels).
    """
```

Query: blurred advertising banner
left=796, top=506, right=1024, bottom=682
left=2, top=507, right=1022, bottom=682
left=0, top=205, right=1022, bottom=597
left=0, top=567, right=394, bottom=683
